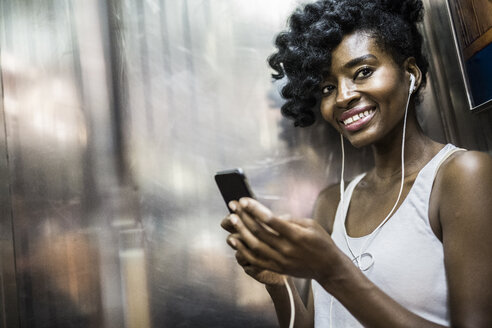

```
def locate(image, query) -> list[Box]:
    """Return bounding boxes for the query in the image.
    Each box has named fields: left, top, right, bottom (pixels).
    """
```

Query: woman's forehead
left=326, top=31, right=395, bottom=74
left=332, top=32, right=380, bottom=65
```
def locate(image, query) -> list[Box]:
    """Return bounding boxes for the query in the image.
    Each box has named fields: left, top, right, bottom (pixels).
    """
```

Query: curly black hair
left=268, top=0, right=429, bottom=127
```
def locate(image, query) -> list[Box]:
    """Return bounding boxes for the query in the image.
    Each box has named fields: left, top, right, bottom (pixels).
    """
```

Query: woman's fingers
left=236, top=205, right=285, bottom=248
left=239, top=198, right=304, bottom=240
left=225, top=235, right=251, bottom=267
left=235, top=251, right=250, bottom=267
left=231, top=234, right=283, bottom=273
left=228, top=213, right=285, bottom=265
left=221, top=215, right=237, bottom=233
left=238, top=198, right=273, bottom=222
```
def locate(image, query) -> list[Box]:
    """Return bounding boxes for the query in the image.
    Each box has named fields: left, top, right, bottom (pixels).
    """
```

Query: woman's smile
left=339, top=106, right=376, bottom=132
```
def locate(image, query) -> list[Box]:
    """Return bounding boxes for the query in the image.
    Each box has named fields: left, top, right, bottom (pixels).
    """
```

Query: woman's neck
left=370, top=114, right=439, bottom=180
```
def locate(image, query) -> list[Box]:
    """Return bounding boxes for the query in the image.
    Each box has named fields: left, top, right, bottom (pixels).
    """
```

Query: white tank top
left=312, top=144, right=463, bottom=327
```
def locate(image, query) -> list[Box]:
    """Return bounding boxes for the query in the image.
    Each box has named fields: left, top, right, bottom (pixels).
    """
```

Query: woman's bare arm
left=435, top=151, right=492, bottom=327
left=265, top=278, right=314, bottom=328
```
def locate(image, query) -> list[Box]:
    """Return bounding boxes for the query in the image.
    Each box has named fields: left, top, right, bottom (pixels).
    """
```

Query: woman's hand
left=226, top=197, right=350, bottom=285
left=221, top=214, right=285, bottom=286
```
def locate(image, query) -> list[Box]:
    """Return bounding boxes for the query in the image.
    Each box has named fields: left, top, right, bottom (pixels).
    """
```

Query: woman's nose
left=335, top=80, right=359, bottom=108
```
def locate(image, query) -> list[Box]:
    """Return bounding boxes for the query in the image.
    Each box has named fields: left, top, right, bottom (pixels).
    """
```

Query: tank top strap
left=433, top=145, right=467, bottom=175
left=412, top=144, right=466, bottom=197
left=396, top=143, right=465, bottom=228
left=333, top=173, right=366, bottom=234
left=342, top=173, right=365, bottom=209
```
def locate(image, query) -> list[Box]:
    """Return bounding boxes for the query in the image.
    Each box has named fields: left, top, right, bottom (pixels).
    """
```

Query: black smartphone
left=215, top=168, right=255, bottom=213
left=215, top=168, right=279, bottom=235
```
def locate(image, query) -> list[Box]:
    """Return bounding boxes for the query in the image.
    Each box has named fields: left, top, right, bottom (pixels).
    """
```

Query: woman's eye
left=356, top=67, right=373, bottom=79
left=321, top=85, right=335, bottom=95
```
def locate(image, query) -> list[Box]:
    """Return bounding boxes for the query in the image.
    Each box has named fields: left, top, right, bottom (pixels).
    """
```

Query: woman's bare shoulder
left=313, top=183, right=342, bottom=234
left=438, top=150, right=492, bottom=189
left=436, top=149, right=492, bottom=220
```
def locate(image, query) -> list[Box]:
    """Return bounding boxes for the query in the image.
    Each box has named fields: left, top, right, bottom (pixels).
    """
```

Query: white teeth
left=343, top=109, right=374, bottom=125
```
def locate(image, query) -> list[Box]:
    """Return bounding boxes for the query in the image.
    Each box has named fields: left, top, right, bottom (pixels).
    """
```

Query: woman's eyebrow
left=322, top=54, right=377, bottom=79
left=343, top=54, right=377, bottom=69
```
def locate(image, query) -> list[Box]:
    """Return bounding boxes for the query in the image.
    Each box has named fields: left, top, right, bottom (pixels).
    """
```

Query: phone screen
left=215, top=168, right=254, bottom=212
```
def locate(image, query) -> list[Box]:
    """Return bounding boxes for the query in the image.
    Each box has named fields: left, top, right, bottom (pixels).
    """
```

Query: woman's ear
left=404, top=57, right=422, bottom=92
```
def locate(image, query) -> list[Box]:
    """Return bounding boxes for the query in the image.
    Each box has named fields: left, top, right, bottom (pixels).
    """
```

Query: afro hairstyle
left=268, top=0, right=429, bottom=127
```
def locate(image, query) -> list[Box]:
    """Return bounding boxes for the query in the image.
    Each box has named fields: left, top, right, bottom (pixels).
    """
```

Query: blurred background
left=0, top=0, right=491, bottom=327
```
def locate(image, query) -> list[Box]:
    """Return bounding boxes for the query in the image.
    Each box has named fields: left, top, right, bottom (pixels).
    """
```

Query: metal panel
left=0, top=28, right=20, bottom=328
left=0, top=0, right=122, bottom=327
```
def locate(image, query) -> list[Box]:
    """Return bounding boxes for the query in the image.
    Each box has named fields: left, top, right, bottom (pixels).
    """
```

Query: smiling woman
left=319, top=31, right=416, bottom=147
left=221, top=0, right=492, bottom=327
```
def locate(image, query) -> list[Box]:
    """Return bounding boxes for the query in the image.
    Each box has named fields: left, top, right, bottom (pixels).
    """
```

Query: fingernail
left=230, top=215, right=238, bottom=225
left=239, top=198, right=248, bottom=207
left=228, top=238, right=237, bottom=248
left=228, top=201, right=237, bottom=211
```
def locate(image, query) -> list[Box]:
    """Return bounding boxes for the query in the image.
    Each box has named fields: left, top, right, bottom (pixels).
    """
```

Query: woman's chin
left=342, top=124, right=383, bottom=148
left=344, top=133, right=375, bottom=149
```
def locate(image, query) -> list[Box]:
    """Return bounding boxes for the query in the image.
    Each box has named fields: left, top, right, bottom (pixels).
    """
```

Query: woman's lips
left=339, top=108, right=376, bottom=132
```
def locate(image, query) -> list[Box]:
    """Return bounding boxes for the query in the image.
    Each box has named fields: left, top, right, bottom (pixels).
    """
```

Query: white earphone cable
left=331, top=76, right=414, bottom=323
left=283, top=275, right=295, bottom=328
left=340, top=133, right=346, bottom=204
left=341, top=76, right=413, bottom=268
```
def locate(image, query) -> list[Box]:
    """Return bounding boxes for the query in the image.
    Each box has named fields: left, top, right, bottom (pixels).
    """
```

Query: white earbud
left=409, top=74, right=416, bottom=94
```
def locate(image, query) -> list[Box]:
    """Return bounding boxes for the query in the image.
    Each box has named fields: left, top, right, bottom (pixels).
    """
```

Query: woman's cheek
left=320, top=100, right=338, bottom=129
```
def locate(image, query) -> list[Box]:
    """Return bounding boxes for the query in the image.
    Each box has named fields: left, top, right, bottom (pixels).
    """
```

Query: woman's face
left=319, top=31, right=412, bottom=148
